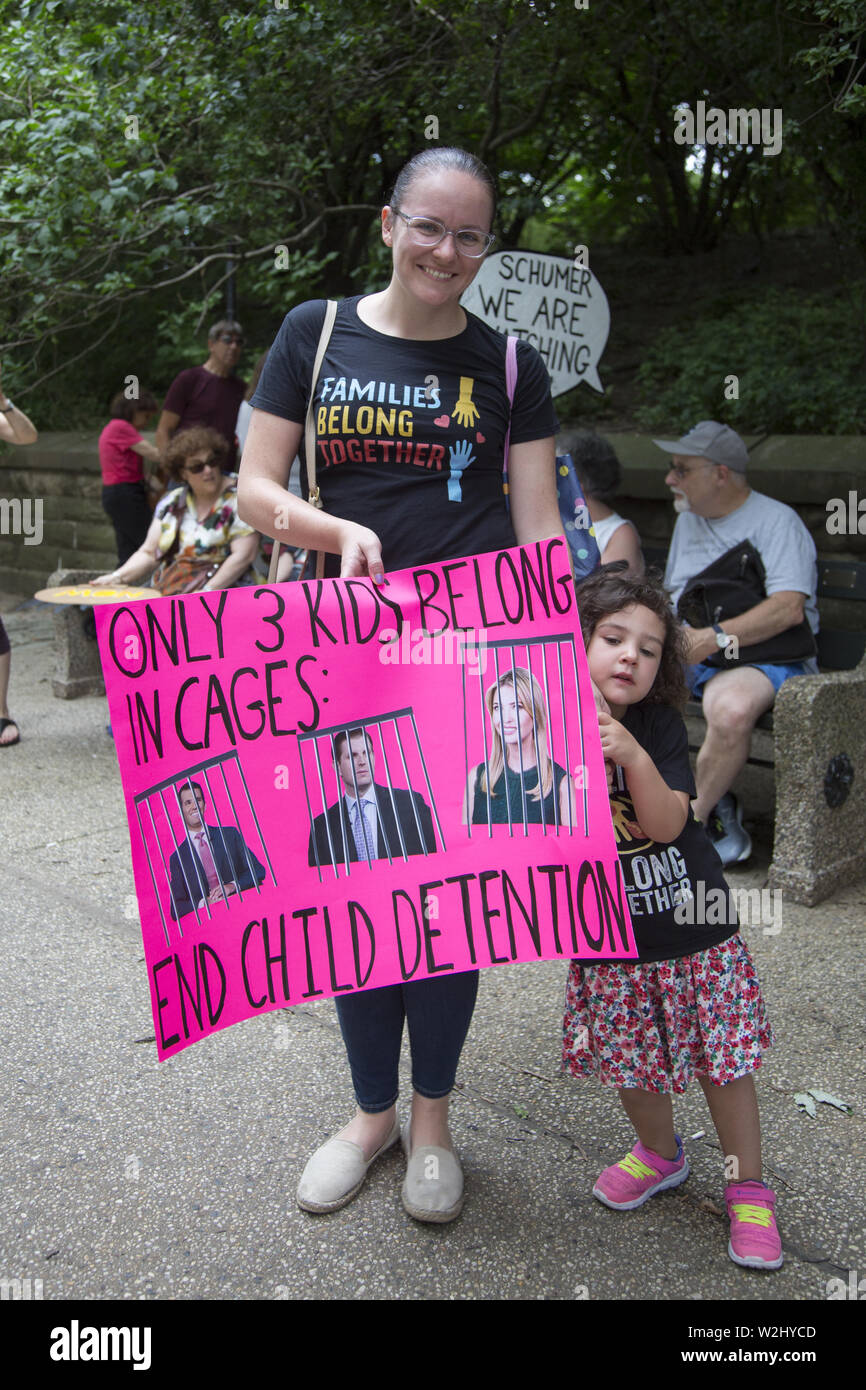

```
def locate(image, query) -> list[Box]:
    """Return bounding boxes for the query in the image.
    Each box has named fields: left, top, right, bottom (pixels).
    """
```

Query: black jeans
left=102, top=482, right=151, bottom=565
left=334, top=972, right=479, bottom=1112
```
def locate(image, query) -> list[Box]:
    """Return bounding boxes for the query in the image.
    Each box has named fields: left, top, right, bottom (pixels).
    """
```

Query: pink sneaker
left=725, top=1181, right=783, bottom=1269
left=593, top=1135, right=689, bottom=1210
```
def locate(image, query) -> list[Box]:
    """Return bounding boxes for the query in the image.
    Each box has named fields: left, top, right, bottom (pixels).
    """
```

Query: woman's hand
left=93, top=558, right=149, bottom=586
left=338, top=521, right=385, bottom=584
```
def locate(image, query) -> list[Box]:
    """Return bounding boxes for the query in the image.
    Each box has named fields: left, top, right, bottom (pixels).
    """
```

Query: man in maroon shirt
left=156, top=320, right=246, bottom=470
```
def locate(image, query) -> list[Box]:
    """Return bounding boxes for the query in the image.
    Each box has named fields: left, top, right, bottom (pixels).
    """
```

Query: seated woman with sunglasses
left=94, top=427, right=259, bottom=594
left=238, top=147, right=564, bottom=1225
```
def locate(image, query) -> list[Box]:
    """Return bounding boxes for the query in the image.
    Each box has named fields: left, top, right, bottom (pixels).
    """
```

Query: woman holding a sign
left=239, top=147, right=565, bottom=1224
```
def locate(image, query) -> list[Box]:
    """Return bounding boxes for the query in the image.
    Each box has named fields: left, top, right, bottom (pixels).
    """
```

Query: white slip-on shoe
left=297, top=1116, right=401, bottom=1213
left=400, top=1121, right=464, bottom=1224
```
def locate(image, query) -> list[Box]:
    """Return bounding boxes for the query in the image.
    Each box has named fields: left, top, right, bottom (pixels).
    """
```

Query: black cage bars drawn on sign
left=461, top=633, right=588, bottom=838
left=298, top=707, right=446, bottom=881
left=132, top=750, right=276, bottom=945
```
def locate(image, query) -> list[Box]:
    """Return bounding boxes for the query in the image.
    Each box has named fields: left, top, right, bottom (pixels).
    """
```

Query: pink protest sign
left=96, top=539, right=635, bottom=1059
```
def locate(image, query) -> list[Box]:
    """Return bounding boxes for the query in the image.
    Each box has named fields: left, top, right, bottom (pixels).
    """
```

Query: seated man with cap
left=654, top=421, right=819, bottom=866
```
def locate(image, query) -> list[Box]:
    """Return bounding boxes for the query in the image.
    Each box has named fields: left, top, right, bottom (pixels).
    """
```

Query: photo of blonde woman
left=464, top=666, right=576, bottom=830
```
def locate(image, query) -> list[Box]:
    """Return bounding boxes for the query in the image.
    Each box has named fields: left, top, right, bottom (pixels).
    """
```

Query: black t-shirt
left=471, top=761, right=568, bottom=825
left=614, top=703, right=738, bottom=963
left=250, top=296, right=558, bottom=574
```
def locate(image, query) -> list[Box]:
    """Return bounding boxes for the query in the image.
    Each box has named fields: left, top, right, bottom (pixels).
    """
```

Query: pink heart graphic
left=476, top=431, right=486, bottom=444
left=433, top=414, right=450, bottom=427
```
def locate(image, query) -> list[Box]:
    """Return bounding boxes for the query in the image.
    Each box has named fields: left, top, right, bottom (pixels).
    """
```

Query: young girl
left=563, top=562, right=781, bottom=1270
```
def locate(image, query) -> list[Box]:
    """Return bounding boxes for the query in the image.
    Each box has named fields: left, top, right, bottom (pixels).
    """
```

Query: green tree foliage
left=1, top=0, right=588, bottom=417
left=0, top=0, right=862, bottom=425
left=789, top=0, right=866, bottom=253
left=635, top=282, right=866, bottom=435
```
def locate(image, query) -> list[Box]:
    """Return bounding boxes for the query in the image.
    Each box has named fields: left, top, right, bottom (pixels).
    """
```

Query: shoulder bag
left=268, top=298, right=338, bottom=583
left=676, top=538, right=816, bottom=668
left=151, top=489, right=220, bottom=595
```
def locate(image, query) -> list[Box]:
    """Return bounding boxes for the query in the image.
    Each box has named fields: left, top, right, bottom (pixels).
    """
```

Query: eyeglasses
left=184, top=455, right=220, bottom=474
left=390, top=208, right=495, bottom=258
left=217, top=333, right=243, bottom=345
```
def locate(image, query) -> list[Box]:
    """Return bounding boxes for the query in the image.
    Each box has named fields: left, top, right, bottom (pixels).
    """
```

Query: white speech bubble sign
left=461, top=251, right=610, bottom=398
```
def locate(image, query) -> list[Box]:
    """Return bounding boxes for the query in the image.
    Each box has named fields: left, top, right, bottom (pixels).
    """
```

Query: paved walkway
left=1, top=594, right=864, bottom=1303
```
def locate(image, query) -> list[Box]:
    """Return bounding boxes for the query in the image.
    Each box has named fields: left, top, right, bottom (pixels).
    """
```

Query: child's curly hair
left=577, top=561, right=689, bottom=710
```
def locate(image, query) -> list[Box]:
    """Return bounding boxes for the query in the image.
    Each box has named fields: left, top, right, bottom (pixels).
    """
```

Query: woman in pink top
left=99, top=389, right=160, bottom=564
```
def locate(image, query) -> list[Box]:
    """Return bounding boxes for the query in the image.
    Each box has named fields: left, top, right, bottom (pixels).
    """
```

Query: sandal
left=0, top=717, right=20, bottom=747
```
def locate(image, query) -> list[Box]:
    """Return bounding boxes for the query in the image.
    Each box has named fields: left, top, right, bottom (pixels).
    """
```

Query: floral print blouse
left=154, top=474, right=255, bottom=565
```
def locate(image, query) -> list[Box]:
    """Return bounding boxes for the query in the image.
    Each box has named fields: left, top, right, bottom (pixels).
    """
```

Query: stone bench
left=42, top=567, right=107, bottom=699
left=642, top=546, right=866, bottom=905
left=40, top=554, right=307, bottom=699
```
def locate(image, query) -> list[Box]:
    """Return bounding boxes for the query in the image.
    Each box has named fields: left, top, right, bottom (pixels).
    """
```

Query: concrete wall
left=1, top=429, right=864, bottom=598
left=0, top=433, right=118, bottom=595
left=594, top=432, right=866, bottom=560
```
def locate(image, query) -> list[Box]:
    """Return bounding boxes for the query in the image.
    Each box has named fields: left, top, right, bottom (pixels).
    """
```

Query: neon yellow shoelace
left=618, top=1153, right=658, bottom=1180
left=732, top=1202, right=772, bottom=1227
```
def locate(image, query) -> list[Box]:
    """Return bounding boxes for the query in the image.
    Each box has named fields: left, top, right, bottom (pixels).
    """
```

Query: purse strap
left=268, top=298, right=338, bottom=583
left=502, top=334, right=518, bottom=509
left=154, top=485, right=188, bottom=570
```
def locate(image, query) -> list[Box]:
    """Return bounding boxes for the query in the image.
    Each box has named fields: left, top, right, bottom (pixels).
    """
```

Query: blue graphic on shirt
left=447, top=439, right=476, bottom=502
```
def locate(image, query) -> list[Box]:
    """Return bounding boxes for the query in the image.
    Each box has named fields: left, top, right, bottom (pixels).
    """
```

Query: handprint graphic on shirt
left=451, top=377, right=479, bottom=427
left=609, top=796, right=648, bottom=846
left=447, top=439, right=476, bottom=501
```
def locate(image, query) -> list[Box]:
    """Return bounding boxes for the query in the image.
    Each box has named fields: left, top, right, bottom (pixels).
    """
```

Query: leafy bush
left=635, top=284, right=866, bottom=434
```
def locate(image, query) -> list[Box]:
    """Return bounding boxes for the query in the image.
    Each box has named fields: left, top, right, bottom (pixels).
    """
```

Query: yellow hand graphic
left=451, top=376, right=479, bottom=427
left=609, top=797, right=647, bottom=845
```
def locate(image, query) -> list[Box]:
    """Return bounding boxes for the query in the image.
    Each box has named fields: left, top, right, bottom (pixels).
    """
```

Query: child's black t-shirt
left=615, top=703, right=738, bottom=962
left=250, top=296, right=558, bottom=575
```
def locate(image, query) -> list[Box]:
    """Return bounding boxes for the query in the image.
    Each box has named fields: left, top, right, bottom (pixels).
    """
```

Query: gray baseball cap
left=652, top=420, right=749, bottom=472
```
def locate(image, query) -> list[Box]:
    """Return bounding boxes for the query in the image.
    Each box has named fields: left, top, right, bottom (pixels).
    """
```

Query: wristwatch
left=712, top=622, right=731, bottom=649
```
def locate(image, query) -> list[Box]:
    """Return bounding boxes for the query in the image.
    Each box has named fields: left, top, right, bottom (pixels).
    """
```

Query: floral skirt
left=561, top=933, right=773, bottom=1095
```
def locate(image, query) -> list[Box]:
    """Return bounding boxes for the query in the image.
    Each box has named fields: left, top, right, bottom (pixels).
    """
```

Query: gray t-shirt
left=665, top=489, right=819, bottom=635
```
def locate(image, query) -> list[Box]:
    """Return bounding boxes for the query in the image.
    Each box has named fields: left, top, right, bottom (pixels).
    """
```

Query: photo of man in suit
left=168, top=781, right=266, bottom=920
left=308, top=729, right=436, bottom=869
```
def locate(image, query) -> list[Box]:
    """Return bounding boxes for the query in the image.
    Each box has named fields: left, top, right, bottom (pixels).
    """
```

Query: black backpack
left=676, top=539, right=817, bottom=668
